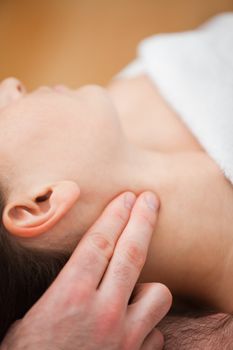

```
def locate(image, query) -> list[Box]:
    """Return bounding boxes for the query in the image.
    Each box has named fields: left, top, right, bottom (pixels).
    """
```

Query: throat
left=108, top=74, right=202, bottom=152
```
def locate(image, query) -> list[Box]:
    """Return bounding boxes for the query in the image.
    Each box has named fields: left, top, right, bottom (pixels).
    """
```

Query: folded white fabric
left=118, top=13, right=233, bottom=184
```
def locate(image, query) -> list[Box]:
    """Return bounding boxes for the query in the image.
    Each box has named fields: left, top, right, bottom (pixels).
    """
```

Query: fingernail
left=124, top=192, right=136, bottom=209
left=144, top=192, right=158, bottom=210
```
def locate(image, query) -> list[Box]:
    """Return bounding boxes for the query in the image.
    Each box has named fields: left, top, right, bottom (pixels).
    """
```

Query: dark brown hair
left=0, top=191, right=70, bottom=342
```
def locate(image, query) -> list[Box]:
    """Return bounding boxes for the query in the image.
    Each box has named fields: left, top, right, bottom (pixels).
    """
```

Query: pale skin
left=0, top=75, right=233, bottom=316
left=1, top=191, right=172, bottom=350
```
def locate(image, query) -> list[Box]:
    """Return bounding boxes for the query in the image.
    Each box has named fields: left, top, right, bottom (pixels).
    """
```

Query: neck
left=77, top=140, right=172, bottom=287
left=109, top=141, right=173, bottom=232
left=116, top=142, right=170, bottom=196
left=111, top=141, right=171, bottom=282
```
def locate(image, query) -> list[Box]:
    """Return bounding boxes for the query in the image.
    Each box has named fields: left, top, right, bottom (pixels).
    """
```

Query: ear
left=2, top=181, right=80, bottom=238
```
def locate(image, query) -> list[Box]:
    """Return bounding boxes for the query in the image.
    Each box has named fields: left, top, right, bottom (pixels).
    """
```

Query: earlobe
left=2, top=181, right=80, bottom=238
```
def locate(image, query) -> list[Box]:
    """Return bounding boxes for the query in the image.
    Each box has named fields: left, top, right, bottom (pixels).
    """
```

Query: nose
left=0, top=77, right=26, bottom=109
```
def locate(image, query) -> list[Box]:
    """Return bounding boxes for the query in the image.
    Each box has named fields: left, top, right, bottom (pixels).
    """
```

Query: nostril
left=0, top=77, right=26, bottom=94
left=0, top=78, right=26, bottom=108
left=16, top=84, right=23, bottom=92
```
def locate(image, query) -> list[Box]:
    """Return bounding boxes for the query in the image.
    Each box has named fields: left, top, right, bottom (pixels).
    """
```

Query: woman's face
left=0, top=78, right=128, bottom=250
left=0, top=78, right=125, bottom=191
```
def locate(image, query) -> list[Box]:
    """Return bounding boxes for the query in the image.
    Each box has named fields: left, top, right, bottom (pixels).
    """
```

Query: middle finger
left=99, top=192, right=159, bottom=306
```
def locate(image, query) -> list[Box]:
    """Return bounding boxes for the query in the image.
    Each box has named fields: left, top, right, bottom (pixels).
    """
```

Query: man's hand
left=1, top=191, right=172, bottom=350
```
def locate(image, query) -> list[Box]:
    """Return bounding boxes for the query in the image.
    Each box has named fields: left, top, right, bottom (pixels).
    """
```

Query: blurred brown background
left=0, top=0, right=232, bottom=90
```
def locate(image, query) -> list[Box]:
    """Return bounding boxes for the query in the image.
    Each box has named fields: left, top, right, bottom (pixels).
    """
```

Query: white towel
left=118, top=13, right=233, bottom=184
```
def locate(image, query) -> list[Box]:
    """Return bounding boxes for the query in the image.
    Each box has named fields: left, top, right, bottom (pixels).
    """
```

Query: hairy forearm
left=158, top=311, right=233, bottom=350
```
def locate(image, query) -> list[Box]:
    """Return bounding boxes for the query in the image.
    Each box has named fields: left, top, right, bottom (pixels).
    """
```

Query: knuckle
left=154, top=283, right=173, bottom=309
left=147, top=283, right=173, bottom=316
left=151, top=283, right=173, bottom=302
left=88, top=233, right=114, bottom=260
left=101, top=301, right=122, bottom=325
left=123, top=241, right=146, bottom=270
left=63, top=283, right=91, bottom=309
left=78, top=245, right=99, bottom=272
left=96, top=301, right=122, bottom=337
left=113, top=262, right=132, bottom=283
